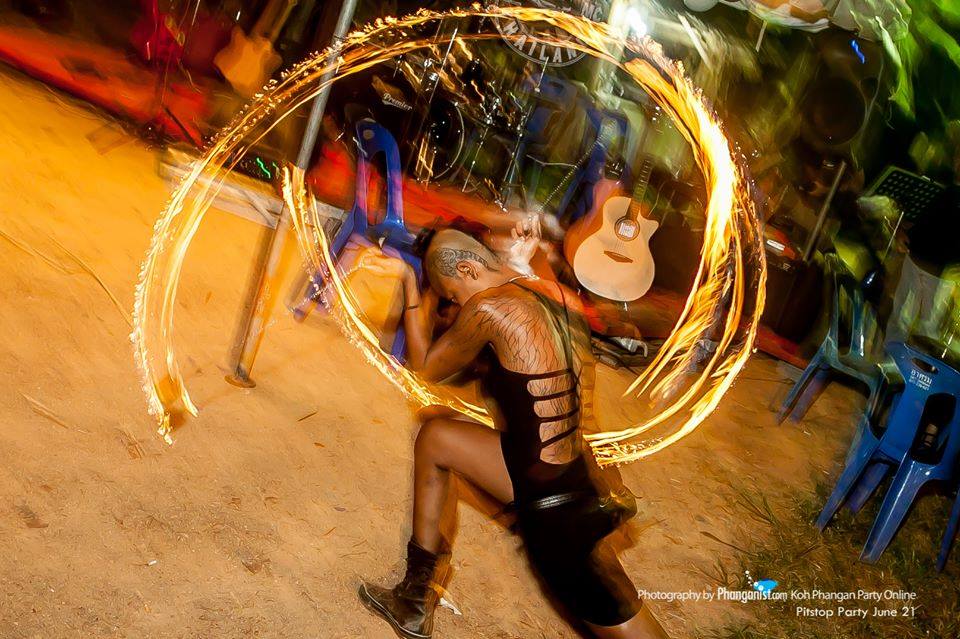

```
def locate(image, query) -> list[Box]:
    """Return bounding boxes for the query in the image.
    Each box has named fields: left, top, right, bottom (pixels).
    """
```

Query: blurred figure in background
left=888, top=143, right=960, bottom=363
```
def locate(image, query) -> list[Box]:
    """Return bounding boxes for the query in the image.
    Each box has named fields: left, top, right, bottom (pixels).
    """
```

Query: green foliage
left=702, top=484, right=960, bottom=639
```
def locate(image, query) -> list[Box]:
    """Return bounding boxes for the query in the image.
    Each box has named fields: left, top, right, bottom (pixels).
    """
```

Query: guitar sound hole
left=615, top=219, right=638, bottom=241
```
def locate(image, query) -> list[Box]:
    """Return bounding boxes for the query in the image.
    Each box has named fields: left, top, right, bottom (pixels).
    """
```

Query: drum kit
left=335, top=33, right=541, bottom=209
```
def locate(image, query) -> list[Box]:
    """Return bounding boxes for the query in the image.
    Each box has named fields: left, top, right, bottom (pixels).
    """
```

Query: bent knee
left=415, top=419, right=446, bottom=454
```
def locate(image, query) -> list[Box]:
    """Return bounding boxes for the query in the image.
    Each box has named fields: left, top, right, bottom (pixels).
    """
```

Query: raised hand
left=506, top=215, right=541, bottom=273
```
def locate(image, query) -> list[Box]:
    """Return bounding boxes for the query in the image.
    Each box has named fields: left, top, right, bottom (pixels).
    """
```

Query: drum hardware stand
left=534, top=57, right=549, bottom=94
left=459, top=89, right=518, bottom=194
left=754, top=19, right=767, bottom=52
left=867, top=165, right=945, bottom=263
left=461, top=112, right=494, bottom=192
left=880, top=208, right=905, bottom=263
left=404, top=25, right=459, bottom=183
left=494, top=60, right=548, bottom=210
left=457, top=81, right=504, bottom=191
left=494, top=107, right=530, bottom=210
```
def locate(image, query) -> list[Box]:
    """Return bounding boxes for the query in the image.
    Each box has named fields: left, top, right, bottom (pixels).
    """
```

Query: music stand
left=866, top=165, right=944, bottom=222
left=865, top=165, right=945, bottom=259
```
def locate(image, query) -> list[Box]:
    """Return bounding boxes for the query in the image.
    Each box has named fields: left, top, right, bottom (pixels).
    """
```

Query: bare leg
left=586, top=604, right=670, bottom=639
left=413, top=418, right=514, bottom=553
left=409, top=418, right=669, bottom=638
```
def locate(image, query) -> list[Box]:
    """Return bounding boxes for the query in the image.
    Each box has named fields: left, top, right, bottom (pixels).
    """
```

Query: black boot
left=359, top=539, right=446, bottom=639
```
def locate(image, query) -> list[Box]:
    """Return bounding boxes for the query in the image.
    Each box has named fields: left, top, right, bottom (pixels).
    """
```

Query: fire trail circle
left=133, top=6, right=766, bottom=466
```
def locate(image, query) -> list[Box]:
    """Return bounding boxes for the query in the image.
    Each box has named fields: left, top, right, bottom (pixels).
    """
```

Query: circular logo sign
left=494, top=0, right=610, bottom=68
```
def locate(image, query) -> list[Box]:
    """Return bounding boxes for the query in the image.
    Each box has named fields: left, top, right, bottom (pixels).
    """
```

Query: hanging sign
left=494, top=0, right=610, bottom=67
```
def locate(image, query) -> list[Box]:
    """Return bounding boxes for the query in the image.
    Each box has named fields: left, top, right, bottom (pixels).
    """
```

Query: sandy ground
left=0, top=68, right=865, bottom=638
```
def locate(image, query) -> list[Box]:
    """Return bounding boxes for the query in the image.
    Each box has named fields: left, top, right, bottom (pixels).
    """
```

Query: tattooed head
left=425, top=229, right=500, bottom=291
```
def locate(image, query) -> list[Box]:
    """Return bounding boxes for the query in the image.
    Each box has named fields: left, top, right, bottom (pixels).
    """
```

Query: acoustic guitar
left=215, top=0, right=297, bottom=97
left=563, top=157, right=662, bottom=302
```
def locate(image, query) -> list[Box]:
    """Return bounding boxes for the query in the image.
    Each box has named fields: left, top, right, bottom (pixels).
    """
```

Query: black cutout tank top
left=482, top=281, right=594, bottom=504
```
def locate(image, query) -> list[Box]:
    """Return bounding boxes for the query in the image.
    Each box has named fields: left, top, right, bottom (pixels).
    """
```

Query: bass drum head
left=412, top=98, right=466, bottom=182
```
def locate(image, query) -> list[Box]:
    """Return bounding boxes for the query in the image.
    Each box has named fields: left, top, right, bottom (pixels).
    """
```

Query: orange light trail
left=133, top=6, right=765, bottom=463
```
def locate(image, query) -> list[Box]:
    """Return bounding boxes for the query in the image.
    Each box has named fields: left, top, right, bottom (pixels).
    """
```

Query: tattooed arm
left=401, top=272, right=494, bottom=382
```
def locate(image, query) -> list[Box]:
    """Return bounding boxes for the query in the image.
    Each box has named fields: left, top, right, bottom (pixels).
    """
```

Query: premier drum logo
left=493, top=0, right=610, bottom=67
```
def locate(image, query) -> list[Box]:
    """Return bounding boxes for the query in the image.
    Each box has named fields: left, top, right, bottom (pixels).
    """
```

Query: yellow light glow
left=133, top=6, right=766, bottom=464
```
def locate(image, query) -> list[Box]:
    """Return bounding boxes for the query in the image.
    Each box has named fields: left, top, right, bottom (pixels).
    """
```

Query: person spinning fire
left=358, top=224, right=670, bottom=638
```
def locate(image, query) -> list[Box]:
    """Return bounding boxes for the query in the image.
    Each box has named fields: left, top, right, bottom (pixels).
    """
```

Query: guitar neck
left=539, top=117, right=619, bottom=213
left=626, top=156, right=654, bottom=221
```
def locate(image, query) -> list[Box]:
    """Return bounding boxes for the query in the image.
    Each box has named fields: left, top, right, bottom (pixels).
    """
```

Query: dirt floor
left=0, top=68, right=869, bottom=638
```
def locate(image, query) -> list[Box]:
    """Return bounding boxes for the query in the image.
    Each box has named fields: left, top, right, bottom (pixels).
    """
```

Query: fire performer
left=359, top=225, right=670, bottom=638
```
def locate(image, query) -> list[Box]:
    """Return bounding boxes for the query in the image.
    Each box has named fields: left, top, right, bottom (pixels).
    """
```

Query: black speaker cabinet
left=761, top=250, right=824, bottom=343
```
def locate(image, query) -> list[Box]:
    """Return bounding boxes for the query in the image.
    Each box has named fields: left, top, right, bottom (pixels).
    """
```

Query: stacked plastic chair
left=557, top=106, right=629, bottom=225
left=816, top=341, right=960, bottom=569
left=516, top=75, right=628, bottom=221
left=502, top=74, right=579, bottom=209
left=294, top=119, right=422, bottom=361
left=778, top=253, right=882, bottom=423
left=514, top=75, right=579, bottom=174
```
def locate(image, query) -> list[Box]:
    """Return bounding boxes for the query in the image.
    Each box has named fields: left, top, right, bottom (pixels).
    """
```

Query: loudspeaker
left=802, top=30, right=886, bottom=171
left=762, top=250, right=824, bottom=343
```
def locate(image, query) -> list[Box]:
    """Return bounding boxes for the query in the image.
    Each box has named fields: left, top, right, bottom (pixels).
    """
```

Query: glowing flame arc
left=132, top=6, right=766, bottom=464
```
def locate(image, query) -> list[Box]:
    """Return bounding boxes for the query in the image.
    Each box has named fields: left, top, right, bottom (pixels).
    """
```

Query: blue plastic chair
left=297, top=119, right=422, bottom=360
left=826, top=359, right=904, bottom=517
left=816, top=362, right=903, bottom=529
left=816, top=341, right=960, bottom=566
left=860, top=343, right=960, bottom=563
left=778, top=254, right=882, bottom=423
left=326, top=120, right=417, bottom=254
left=499, top=75, right=579, bottom=204
left=556, top=107, right=629, bottom=225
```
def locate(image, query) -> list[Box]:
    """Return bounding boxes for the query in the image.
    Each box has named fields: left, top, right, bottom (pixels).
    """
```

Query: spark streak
left=133, top=6, right=765, bottom=464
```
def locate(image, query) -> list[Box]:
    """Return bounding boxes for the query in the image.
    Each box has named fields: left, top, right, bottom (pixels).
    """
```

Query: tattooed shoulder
left=469, top=288, right=564, bottom=373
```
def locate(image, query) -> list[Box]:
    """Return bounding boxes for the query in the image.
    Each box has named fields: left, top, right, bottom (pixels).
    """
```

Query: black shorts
left=518, top=499, right=642, bottom=627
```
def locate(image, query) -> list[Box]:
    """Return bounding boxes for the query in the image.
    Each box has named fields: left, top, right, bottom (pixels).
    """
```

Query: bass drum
left=330, top=62, right=478, bottom=185
left=410, top=96, right=466, bottom=183
left=335, top=74, right=466, bottom=183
